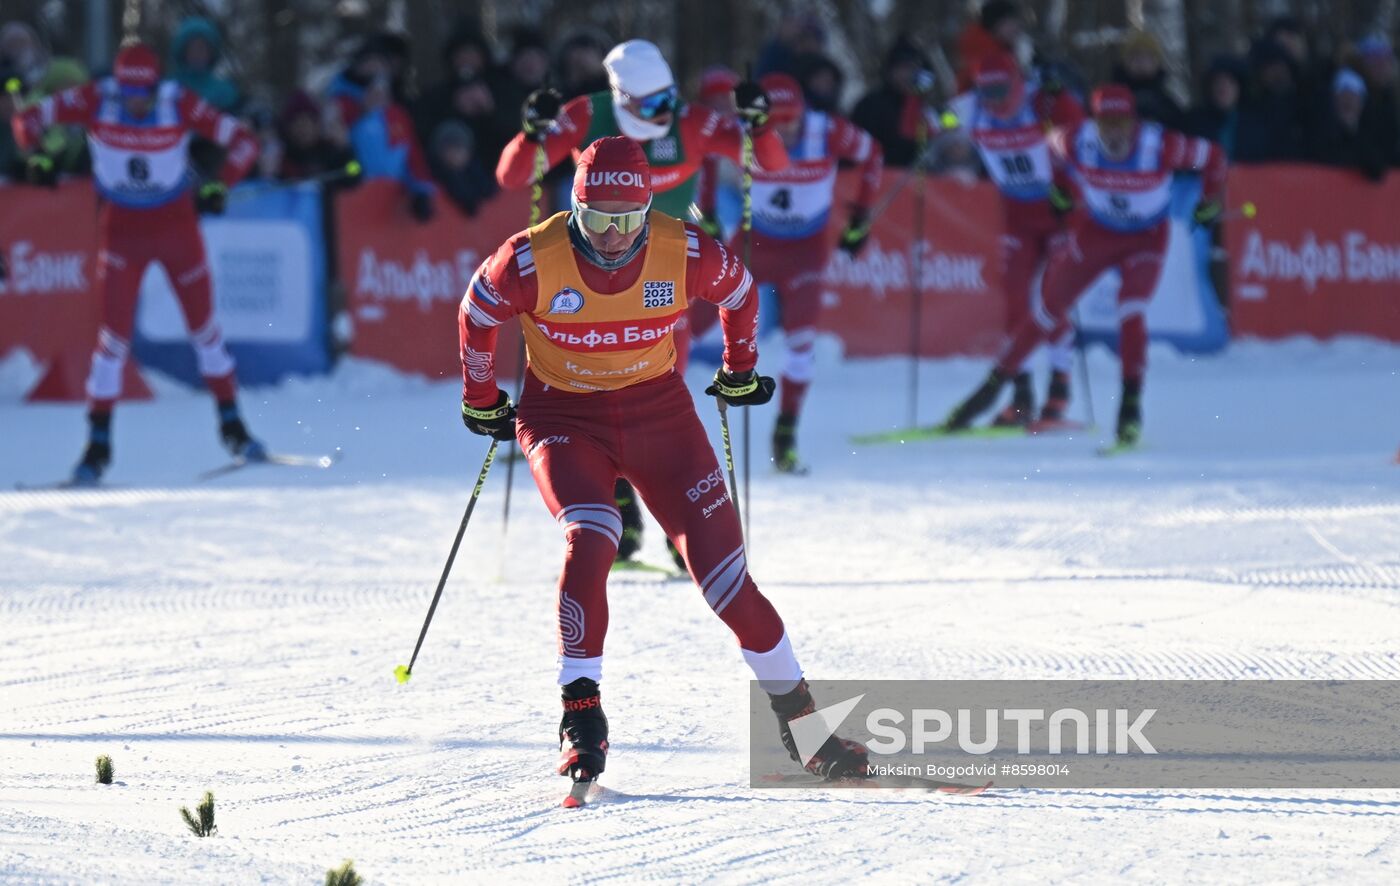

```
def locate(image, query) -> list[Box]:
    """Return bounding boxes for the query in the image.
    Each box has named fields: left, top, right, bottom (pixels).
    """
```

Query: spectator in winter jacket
left=1351, top=34, right=1400, bottom=169
left=428, top=120, right=498, bottom=217
left=276, top=90, right=355, bottom=183
left=414, top=24, right=499, bottom=151
left=852, top=39, right=937, bottom=167
left=328, top=35, right=436, bottom=221
left=170, top=17, right=240, bottom=112
left=793, top=52, right=845, bottom=115
left=1234, top=39, right=1306, bottom=163
left=1186, top=55, right=1247, bottom=156
left=755, top=12, right=826, bottom=79
left=1112, top=30, right=1188, bottom=130
left=556, top=30, right=610, bottom=99
left=1306, top=68, right=1389, bottom=180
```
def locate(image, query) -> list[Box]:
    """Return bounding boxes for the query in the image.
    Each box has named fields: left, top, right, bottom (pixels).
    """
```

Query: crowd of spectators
left=3, top=5, right=1400, bottom=217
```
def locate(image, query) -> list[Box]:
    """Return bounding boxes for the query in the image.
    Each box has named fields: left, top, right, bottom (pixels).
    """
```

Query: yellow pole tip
left=1242, top=202, right=1257, bottom=218
left=346, top=161, right=362, bottom=175
left=4, top=77, right=20, bottom=95
left=939, top=112, right=960, bottom=129
left=394, top=665, right=412, bottom=684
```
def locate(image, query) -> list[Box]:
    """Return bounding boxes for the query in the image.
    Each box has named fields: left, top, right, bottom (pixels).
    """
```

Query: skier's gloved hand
left=25, top=153, right=58, bottom=188
left=839, top=209, right=871, bottom=256
left=522, top=87, right=563, bottom=141
left=1048, top=183, right=1074, bottom=218
left=410, top=190, right=435, bottom=222
left=462, top=390, right=517, bottom=441
left=734, top=79, right=771, bottom=130
left=706, top=368, right=776, bottom=407
left=1192, top=199, right=1223, bottom=228
left=195, top=181, right=228, bottom=215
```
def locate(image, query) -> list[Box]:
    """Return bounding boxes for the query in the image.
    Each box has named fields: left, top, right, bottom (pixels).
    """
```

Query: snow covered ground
left=1, top=338, right=1398, bottom=884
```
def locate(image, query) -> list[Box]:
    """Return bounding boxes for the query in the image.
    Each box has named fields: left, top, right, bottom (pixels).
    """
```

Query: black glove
left=25, top=153, right=58, bottom=188
left=733, top=79, right=771, bottom=130
left=705, top=368, right=776, bottom=407
left=839, top=210, right=871, bottom=256
left=195, top=181, right=228, bottom=215
left=1048, top=183, right=1074, bottom=218
left=461, top=390, right=517, bottom=441
left=410, top=190, right=435, bottom=222
left=1192, top=199, right=1223, bottom=228
left=522, top=87, right=563, bottom=141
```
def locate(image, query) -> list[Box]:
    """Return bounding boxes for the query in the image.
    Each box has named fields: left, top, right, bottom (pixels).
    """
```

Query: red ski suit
left=922, top=86, right=1085, bottom=357
left=13, top=79, right=258, bottom=409
left=459, top=211, right=793, bottom=685
left=995, top=121, right=1225, bottom=382
left=697, top=110, right=882, bottom=417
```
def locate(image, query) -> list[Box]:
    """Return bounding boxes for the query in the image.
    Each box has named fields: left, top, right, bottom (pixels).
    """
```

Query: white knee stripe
left=741, top=632, right=802, bottom=695
left=1118, top=300, right=1149, bottom=320
left=701, top=546, right=748, bottom=614
left=557, top=504, right=622, bottom=547
left=557, top=655, right=603, bottom=686
left=194, top=340, right=236, bottom=379
left=86, top=349, right=126, bottom=400
left=783, top=337, right=817, bottom=384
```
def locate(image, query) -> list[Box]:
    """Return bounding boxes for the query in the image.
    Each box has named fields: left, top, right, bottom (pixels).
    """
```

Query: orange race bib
left=522, top=211, right=691, bottom=392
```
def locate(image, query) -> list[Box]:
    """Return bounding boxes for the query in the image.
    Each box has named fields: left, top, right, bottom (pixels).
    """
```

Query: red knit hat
left=1091, top=84, right=1137, bottom=119
left=699, top=66, right=740, bottom=103
left=114, top=43, right=161, bottom=91
left=759, top=72, right=804, bottom=123
left=573, top=136, right=652, bottom=205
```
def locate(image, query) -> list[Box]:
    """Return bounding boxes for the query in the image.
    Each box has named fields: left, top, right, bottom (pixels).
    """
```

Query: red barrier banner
left=0, top=180, right=100, bottom=362
left=1227, top=164, right=1400, bottom=341
left=336, top=181, right=533, bottom=382
left=821, top=172, right=1006, bottom=357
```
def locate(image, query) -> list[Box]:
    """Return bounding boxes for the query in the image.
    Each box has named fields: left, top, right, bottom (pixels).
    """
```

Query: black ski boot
left=557, top=678, right=608, bottom=782
left=943, top=369, right=1009, bottom=431
left=1039, top=370, right=1072, bottom=422
left=72, top=412, right=113, bottom=486
left=991, top=372, right=1034, bottom=427
left=769, top=679, right=870, bottom=780
left=1116, top=379, right=1143, bottom=447
left=614, top=478, right=642, bottom=562
left=772, top=413, right=806, bottom=474
left=218, top=401, right=267, bottom=462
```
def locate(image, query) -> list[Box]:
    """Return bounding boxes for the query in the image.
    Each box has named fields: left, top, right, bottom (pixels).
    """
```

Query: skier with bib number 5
left=10, top=42, right=263, bottom=485
left=458, top=137, right=868, bottom=801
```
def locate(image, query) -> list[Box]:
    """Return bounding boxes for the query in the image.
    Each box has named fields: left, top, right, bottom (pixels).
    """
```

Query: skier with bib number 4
left=696, top=72, right=884, bottom=473
left=10, top=42, right=263, bottom=485
left=941, top=85, right=1226, bottom=449
left=459, top=137, right=868, bottom=804
left=495, top=39, right=788, bottom=567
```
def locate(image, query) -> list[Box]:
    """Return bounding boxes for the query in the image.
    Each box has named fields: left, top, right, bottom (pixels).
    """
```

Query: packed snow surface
left=1, top=338, right=1397, bottom=883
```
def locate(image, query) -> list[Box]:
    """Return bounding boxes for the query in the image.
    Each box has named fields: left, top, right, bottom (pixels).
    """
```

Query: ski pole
left=1069, top=304, right=1096, bottom=429
left=715, top=399, right=743, bottom=543
left=739, top=123, right=754, bottom=542
left=395, top=439, right=500, bottom=683
left=228, top=160, right=363, bottom=201
left=500, top=144, right=548, bottom=570
left=908, top=113, right=929, bottom=428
